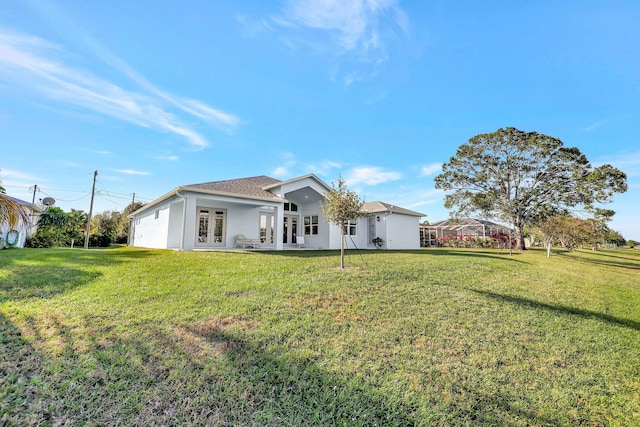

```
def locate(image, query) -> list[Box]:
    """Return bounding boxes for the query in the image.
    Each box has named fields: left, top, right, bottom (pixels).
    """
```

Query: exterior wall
left=180, top=192, right=283, bottom=251
left=224, top=204, right=264, bottom=247
left=342, top=216, right=372, bottom=250
left=373, top=214, right=389, bottom=249
left=166, top=200, right=185, bottom=249
left=385, top=213, right=421, bottom=249
left=291, top=200, right=328, bottom=249
left=131, top=200, right=173, bottom=249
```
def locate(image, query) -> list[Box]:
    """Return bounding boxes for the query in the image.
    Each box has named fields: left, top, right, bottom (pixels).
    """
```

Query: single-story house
left=128, top=174, right=425, bottom=251
left=419, top=217, right=511, bottom=247
left=0, top=195, right=42, bottom=249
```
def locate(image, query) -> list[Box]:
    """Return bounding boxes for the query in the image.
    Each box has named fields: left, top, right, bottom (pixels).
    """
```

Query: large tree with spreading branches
left=435, top=127, right=627, bottom=250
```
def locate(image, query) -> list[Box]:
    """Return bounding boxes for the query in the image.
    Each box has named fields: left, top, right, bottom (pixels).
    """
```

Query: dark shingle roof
left=183, top=175, right=283, bottom=200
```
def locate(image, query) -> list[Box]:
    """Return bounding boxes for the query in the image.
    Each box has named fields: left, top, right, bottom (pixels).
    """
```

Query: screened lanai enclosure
left=419, top=218, right=511, bottom=247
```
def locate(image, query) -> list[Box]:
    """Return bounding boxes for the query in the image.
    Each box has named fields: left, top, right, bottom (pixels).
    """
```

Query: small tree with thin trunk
left=322, top=177, right=364, bottom=269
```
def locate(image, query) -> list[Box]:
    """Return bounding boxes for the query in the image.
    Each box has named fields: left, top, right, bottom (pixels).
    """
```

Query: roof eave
left=180, top=186, right=286, bottom=203
left=127, top=186, right=287, bottom=219
left=262, top=173, right=332, bottom=192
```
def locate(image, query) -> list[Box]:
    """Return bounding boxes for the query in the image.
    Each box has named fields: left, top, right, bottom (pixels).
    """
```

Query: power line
left=4, top=183, right=154, bottom=205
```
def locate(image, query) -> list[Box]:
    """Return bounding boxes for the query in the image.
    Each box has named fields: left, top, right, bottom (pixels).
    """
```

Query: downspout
left=176, top=189, right=186, bottom=251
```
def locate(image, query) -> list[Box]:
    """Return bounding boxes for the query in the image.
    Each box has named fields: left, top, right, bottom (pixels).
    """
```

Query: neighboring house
left=0, top=196, right=42, bottom=249
left=419, top=217, right=511, bottom=247
left=128, top=174, right=425, bottom=251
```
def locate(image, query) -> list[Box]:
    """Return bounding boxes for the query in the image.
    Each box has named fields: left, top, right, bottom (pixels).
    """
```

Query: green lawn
left=1, top=247, right=639, bottom=426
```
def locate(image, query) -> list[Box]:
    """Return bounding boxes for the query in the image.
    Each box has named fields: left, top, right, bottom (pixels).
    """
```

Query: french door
left=196, top=208, right=225, bottom=247
left=260, top=212, right=275, bottom=247
left=283, top=215, right=298, bottom=245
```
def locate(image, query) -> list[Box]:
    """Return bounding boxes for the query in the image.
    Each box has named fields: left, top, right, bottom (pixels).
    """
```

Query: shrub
left=25, top=233, right=55, bottom=248
left=88, top=233, right=111, bottom=247
left=435, top=233, right=517, bottom=249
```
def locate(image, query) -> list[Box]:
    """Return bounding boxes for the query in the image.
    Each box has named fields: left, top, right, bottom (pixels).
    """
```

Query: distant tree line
left=25, top=202, right=144, bottom=248
left=525, top=210, right=626, bottom=256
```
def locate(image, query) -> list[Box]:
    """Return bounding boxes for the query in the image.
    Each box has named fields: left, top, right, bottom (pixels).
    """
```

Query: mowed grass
left=1, top=247, right=639, bottom=426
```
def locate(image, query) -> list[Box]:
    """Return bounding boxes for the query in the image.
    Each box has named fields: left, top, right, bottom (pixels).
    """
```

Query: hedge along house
left=128, top=174, right=426, bottom=251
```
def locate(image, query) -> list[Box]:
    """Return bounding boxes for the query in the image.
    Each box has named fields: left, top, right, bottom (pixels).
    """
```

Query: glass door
left=260, top=212, right=275, bottom=247
left=283, top=215, right=298, bottom=245
left=196, top=208, right=225, bottom=247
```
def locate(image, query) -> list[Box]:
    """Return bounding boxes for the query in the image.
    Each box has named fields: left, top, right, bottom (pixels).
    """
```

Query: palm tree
left=1, top=194, right=30, bottom=240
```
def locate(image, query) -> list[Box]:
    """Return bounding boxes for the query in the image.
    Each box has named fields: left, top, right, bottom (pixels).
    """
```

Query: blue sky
left=1, top=0, right=639, bottom=239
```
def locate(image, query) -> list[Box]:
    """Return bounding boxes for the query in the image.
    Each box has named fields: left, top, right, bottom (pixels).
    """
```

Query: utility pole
left=131, top=193, right=135, bottom=205
left=84, top=170, right=98, bottom=250
left=31, top=184, right=38, bottom=204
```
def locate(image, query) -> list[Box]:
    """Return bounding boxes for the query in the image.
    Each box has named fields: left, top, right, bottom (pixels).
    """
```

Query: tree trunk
left=514, top=223, right=527, bottom=250
left=340, top=230, right=345, bottom=269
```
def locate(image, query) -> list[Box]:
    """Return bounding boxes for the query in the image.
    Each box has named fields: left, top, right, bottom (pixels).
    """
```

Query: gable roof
left=128, top=175, right=287, bottom=218
left=361, top=201, right=425, bottom=217
left=183, top=175, right=283, bottom=200
left=262, top=173, right=332, bottom=192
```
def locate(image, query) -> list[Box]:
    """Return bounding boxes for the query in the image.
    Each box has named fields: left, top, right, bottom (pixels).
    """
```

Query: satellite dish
left=42, top=197, right=56, bottom=206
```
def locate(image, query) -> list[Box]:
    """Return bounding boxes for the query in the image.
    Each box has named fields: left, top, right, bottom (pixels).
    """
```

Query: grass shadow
left=471, top=289, right=640, bottom=332
left=557, top=250, right=640, bottom=271
left=2, top=310, right=418, bottom=425
left=0, top=313, right=52, bottom=425
left=417, top=248, right=527, bottom=263
left=0, top=248, right=157, bottom=302
left=0, top=265, right=101, bottom=303
left=177, top=321, right=417, bottom=425
left=250, top=248, right=527, bottom=264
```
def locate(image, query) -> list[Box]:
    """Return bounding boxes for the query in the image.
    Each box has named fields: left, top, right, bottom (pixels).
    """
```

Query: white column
left=275, top=205, right=284, bottom=250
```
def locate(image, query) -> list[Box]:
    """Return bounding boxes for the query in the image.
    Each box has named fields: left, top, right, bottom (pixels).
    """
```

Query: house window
left=284, top=202, right=298, bottom=212
left=304, top=215, right=319, bottom=235
left=343, top=220, right=357, bottom=236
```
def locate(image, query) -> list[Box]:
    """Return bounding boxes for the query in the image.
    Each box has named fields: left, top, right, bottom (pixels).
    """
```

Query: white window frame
left=343, top=220, right=357, bottom=236
left=304, top=215, right=319, bottom=235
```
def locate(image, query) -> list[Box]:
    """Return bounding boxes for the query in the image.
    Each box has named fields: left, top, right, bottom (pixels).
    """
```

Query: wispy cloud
left=0, top=168, right=40, bottom=182
left=0, top=28, right=240, bottom=149
left=116, top=169, right=150, bottom=176
left=154, top=155, right=179, bottom=162
left=583, top=119, right=609, bottom=132
left=0, top=168, right=42, bottom=195
left=345, top=165, right=401, bottom=186
left=281, top=0, right=407, bottom=51
left=268, top=0, right=410, bottom=83
left=272, top=152, right=297, bottom=177
left=420, top=163, right=442, bottom=177
left=305, top=160, right=343, bottom=176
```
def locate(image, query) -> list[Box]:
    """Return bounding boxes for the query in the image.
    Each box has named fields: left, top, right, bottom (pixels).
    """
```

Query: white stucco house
left=0, top=195, right=41, bottom=249
left=128, top=174, right=425, bottom=251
